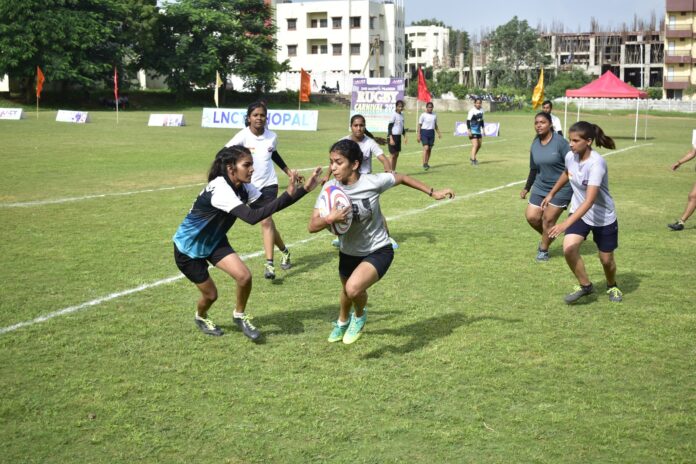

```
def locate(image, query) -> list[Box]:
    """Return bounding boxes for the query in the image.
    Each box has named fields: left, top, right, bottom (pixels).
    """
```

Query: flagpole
left=116, top=98, right=119, bottom=124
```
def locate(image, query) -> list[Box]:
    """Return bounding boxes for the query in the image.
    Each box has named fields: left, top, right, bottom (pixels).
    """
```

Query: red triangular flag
left=113, top=67, right=119, bottom=103
left=417, top=67, right=431, bottom=103
left=36, top=66, right=45, bottom=99
left=299, top=69, right=310, bottom=103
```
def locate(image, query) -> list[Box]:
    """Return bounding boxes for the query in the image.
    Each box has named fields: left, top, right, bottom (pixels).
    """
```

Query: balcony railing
left=664, top=76, right=691, bottom=89
left=665, top=23, right=694, bottom=38
left=665, top=50, right=694, bottom=63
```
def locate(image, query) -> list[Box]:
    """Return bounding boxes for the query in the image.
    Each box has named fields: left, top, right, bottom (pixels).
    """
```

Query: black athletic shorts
left=565, top=219, right=619, bottom=253
left=253, top=184, right=279, bottom=207
left=174, top=237, right=236, bottom=284
left=388, top=134, right=402, bottom=154
left=339, top=244, right=394, bottom=280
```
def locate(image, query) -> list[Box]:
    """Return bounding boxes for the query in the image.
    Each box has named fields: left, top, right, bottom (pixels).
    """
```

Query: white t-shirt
left=341, top=135, right=384, bottom=174
left=418, top=112, right=437, bottom=130
left=316, top=173, right=396, bottom=256
left=565, top=149, right=616, bottom=226
left=389, top=112, right=405, bottom=135
left=225, top=127, right=279, bottom=189
left=550, top=113, right=563, bottom=134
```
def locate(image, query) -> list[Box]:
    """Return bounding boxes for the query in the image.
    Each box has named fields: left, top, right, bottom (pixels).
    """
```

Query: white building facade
left=274, top=0, right=405, bottom=92
left=405, top=25, right=449, bottom=76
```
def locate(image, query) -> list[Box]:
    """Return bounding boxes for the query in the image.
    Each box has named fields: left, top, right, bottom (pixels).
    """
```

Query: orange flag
left=532, top=68, right=544, bottom=110
left=36, top=66, right=45, bottom=99
left=114, top=67, right=119, bottom=102
left=299, top=69, right=310, bottom=103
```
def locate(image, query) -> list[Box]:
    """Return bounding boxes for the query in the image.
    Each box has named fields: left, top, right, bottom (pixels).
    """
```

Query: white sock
left=337, top=318, right=349, bottom=327
left=233, top=311, right=245, bottom=319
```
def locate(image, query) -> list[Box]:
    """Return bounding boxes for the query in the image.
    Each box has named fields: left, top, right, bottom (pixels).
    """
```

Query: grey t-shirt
left=530, top=132, right=572, bottom=199
left=565, top=149, right=617, bottom=226
left=341, top=135, right=384, bottom=174
left=315, top=173, right=396, bottom=256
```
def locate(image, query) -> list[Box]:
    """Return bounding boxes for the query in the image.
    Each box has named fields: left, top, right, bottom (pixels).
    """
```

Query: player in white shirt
left=308, top=139, right=454, bottom=344
left=542, top=100, right=563, bottom=136
left=417, top=102, right=441, bottom=170
left=225, top=101, right=304, bottom=280
left=387, top=100, right=407, bottom=171
left=543, top=121, right=623, bottom=304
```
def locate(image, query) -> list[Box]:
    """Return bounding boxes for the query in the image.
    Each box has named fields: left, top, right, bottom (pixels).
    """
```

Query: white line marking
left=0, top=143, right=651, bottom=335
left=0, top=140, right=506, bottom=208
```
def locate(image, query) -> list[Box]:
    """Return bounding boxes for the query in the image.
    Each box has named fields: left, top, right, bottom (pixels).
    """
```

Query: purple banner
left=350, top=77, right=405, bottom=133
left=454, top=121, right=500, bottom=137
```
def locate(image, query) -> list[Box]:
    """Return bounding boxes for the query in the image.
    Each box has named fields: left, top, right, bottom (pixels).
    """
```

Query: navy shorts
left=174, top=237, right=236, bottom=284
left=253, top=184, right=279, bottom=206
left=389, top=134, right=402, bottom=154
left=565, top=219, right=619, bottom=253
left=339, top=244, right=394, bottom=280
left=420, top=129, right=435, bottom=146
left=529, top=191, right=570, bottom=209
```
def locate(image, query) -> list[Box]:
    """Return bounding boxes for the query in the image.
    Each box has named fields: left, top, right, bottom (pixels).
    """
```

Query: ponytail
left=568, top=121, right=616, bottom=150
left=208, top=145, right=251, bottom=181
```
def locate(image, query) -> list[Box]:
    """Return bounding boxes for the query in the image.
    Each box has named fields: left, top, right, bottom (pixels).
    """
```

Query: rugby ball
left=318, top=185, right=353, bottom=235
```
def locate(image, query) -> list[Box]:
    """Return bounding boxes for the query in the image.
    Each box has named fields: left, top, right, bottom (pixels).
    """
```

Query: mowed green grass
left=1, top=104, right=695, bottom=463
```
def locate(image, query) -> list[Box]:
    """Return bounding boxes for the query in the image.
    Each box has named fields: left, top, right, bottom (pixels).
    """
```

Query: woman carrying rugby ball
left=308, top=139, right=454, bottom=345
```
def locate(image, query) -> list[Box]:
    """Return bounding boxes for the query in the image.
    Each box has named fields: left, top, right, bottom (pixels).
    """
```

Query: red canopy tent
left=564, top=71, right=648, bottom=141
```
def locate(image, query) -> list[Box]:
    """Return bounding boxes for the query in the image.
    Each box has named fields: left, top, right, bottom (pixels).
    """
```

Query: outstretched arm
left=672, top=148, right=696, bottom=171
left=393, top=173, right=454, bottom=200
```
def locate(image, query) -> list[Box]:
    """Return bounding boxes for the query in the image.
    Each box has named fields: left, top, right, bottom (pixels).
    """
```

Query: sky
left=403, top=0, right=665, bottom=37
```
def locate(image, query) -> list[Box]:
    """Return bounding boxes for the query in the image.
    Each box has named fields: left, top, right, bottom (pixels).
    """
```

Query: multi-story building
left=274, top=0, right=405, bottom=92
left=664, top=0, right=696, bottom=98
left=404, top=25, right=449, bottom=76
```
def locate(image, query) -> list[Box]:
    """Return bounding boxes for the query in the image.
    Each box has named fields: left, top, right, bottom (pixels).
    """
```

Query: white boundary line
left=0, top=143, right=650, bottom=335
left=0, top=140, right=506, bottom=208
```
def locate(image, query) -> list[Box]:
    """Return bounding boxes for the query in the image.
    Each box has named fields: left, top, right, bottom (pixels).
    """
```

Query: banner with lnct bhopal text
left=350, top=77, right=405, bottom=133
left=201, top=108, right=318, bottom=131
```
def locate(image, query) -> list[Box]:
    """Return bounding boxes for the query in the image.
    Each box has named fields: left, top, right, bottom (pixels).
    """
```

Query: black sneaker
left=194, top=316, right=223, bottom=336
left=423, top=163, right=430, bottom=171
left=668, top=220, right=685, bottom=231
left=233, top=314, right=261, bottom=341
left=264, top=262, right=276, bottom=279
left=564, top=283, right=594, bottom=304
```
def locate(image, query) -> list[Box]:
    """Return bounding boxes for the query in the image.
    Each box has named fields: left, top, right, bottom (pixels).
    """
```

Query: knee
left=344, top=282, right=364, bottom=301
left=201, top=288, right=218, bottom=303
left=562, top=241, right=580, bottom=256
left=261, top=218, right=274, bottom=229
left=688, top=190, right=696, bottom=202
left=599, top=253, right=615, bottom=268
left=237, top=269, right=252, bottom=288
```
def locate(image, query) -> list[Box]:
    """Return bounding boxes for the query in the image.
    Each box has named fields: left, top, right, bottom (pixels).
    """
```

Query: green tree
left=544, top=69, right=593, bottom=99
left=148, top=0, right=287, bottom=97
left=0, top=0, right=157, bottom=102
left=486, top=16, right=549, bottom=88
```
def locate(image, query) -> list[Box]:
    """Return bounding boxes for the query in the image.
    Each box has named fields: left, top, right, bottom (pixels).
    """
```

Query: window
left=369, top=16, right=375, bottom=29
left=350, top=16, right=361, bottom=28
left=310, top=19, right=318, bottom=28
left=332, top=16, right=342, bottom=28
left=332, top=43, right=342, bottom=55
left=350, top=43, right=361, bottom=55
left=288, top=45, right=297, bottom=57
left=311, top=44, right=328, bottom=54
left=320, top=18, right=327, bottom=27
left=287, top=18, right=296, bottom=30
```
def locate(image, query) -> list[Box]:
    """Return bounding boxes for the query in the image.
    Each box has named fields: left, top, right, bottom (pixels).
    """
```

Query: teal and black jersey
left=173, top=176, right=261, bottom=259
left=467, top=107, right=484, bottom=135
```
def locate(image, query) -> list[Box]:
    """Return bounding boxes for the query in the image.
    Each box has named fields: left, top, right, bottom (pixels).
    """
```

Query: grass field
left=1, top=103, right=695, bottom=463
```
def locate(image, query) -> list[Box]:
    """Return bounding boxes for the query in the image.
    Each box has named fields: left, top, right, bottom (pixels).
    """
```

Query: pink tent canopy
left=563, top=71, right=647, bottom=141
left=566, top=71, right=647, bottom=99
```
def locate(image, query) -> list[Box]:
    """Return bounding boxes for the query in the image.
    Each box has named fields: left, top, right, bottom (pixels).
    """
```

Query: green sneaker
left=607, top=286, right=623, bottom=302
left=343, top=309, right=367, bottom=345
left=280, top=249, right=292, bottom=270
left=328, top=321, right=349, bottom=343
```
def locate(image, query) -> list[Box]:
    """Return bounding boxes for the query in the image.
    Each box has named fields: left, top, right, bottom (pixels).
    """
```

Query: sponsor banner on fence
left=0, top=108, right=25, bottom=120
left=148, top=114, right=185, bottom=127
left=201, top=108, right=318, bottom=131
left=454, top=121, right=500, bottom=137
left=350, top=77, right=405, bottom=133
left=56, top=110, right=90, bottom=124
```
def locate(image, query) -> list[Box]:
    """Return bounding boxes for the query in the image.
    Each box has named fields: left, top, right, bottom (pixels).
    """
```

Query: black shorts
left=565, top=219, right=619, bottom=253
left=529, top=191, right=570, bottom=209
left=339, top=244, right=394, bottom=280
left=469, top=133, right=482, bottom=140
left=174, top=237, right=235, bottom=284
left=253, top=184, right=279, bottom=206
left=388, top=134, right=402, bottom=154
left=420, top=129, right=435, bottom=146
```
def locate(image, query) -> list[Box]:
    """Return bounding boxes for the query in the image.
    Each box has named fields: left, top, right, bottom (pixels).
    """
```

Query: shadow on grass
left=362, top=312, right=522, bottom=359
left=260, top=248, right=338, bottom=285
left=388, top=229, right=437, bottom=246
left=250, top=304, right=340, bottom=336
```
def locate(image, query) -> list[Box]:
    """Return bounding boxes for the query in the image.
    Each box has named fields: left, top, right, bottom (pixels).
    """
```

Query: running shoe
left=423, top=163, right=430, bottom=171
left=343, top=310, right=367, bottom=345
left=233, top=313, right=261, bottom=341
left=564, top=284, right=594, bottom=304
left=328, top=321, right=349, bottom=343
left=668, top=220, right=685, bottom=231
left=280, top=249, right=292, bottom=270
left=194, top=315, right=223, bottom=336
left=607, top=286, right=623, bottom=302
left=264, top=262, right=276, bottom=280
left=536, top=249, right=549, bottom=262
